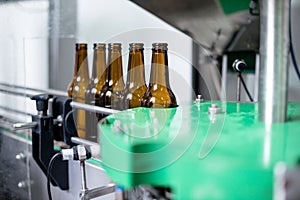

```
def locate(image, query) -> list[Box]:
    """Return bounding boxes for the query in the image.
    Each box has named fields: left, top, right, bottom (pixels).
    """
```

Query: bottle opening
left=76, top=43, right=88, bottom=50
left=152, top=43, right=168, bottom=51
left=93, top=43, right=106, bottom=50
left=108, top=43, right=122, bottom=50
left=129, top=43, right=144, bottom=51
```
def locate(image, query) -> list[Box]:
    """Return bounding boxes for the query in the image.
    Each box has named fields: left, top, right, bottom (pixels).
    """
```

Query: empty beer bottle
left=68, top=43, right=90, bottom=138
left=123, top=43, right=147, bottom=109
left=85, top=43, right=106, bottom=142
left=96, top=43, right=125, bottom=120
left=142, top=43, right=177, bottom=108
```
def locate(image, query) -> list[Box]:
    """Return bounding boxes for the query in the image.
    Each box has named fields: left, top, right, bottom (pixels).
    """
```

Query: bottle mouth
left=129, top=43, right=144, bottom=51
left=108, top=43, right=122, bottom=50
left=152, top=43, right=168, bottom=51
left=75, top=43, right=88, bottom=50
left=93, top=43, right=106, bottom=50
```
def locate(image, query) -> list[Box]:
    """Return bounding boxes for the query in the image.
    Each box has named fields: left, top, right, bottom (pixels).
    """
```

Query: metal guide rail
left=0, top=82, right=118, bottom=143
left=0, top=82, right=119, bottom=199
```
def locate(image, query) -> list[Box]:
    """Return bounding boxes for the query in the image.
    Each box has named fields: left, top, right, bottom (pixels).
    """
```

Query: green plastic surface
left=99, top=101, right=300, bottom=199
left=219, top=0, right=250, bottom=15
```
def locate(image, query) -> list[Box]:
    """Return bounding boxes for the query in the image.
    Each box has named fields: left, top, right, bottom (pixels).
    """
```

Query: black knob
left=30, top=94, right=53, bottom=114
left=232, top=59, right=247, bottom=72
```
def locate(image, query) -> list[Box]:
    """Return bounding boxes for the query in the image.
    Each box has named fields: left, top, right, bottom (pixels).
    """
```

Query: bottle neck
left=74, top=49, right=89, bottom=79
left=126, top=50, right=146, bottom=87
left=150, top=49, right=170, bottom=87
left=92, top=49, right=106, bottom=83
left=107, top=49, right=124, bottom=87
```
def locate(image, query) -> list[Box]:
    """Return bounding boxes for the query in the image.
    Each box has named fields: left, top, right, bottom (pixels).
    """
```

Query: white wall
left=0, top=1, right=49, bottom=120
left=76, top=0, right=194, bottom=104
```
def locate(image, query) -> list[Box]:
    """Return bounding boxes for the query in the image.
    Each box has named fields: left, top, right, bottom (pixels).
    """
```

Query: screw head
left=208, top=104, right=221, bottom=114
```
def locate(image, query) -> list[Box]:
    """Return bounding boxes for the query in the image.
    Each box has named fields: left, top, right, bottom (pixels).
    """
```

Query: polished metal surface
left=0, top=82, right=67, bottom=97
left=12, top=122, right=38, bottom=131
left=79, top=159, right=115, bottom=200
left=237, top=74, right=241, bottom=101
left=70, top=102, right=119, bottom=115
left=259, top=0, right=289, bottom=123
left=131, top=0, right=257, bottom=54
left=80, top=161, right=88, bottom=193
left=0, top=82, right=117, bottom=116
left=83, top=184, right=115, bottom=200
left=71, top=137, right=99, bottom=147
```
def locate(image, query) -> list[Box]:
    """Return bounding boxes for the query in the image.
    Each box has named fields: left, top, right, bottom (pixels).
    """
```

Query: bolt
left=208, top=104, right=221, bottom=114
left=208, top=104, right=221, bottom=123
left=195, top=95, right=203, bottom=102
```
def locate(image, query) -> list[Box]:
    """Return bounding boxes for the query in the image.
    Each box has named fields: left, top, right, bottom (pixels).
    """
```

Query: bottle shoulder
left=142, top=83, right=177, bottom=108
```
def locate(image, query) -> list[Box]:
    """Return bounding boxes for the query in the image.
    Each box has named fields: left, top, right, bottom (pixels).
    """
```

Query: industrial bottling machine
left=1, top=0, right=300, bottom=199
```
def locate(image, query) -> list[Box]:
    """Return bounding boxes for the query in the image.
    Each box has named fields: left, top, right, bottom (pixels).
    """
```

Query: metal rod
left=259, top=0, right=289, bottom=123
left=0, top=87, right=32, bottom=98
left=12, top=122, right=38, bottom=131
left=239, top=74, right=254, bottom=102
left=70, top=102, right=119, bottom=115
left=0, top=82, right=67, bottom=97
left=0, top=83, right=117, bottom=115
left=0, top=105, right=33, bottom=117
left=71, top=137, right=99, bottom=147
left=87, top=184, right=115, bottom=199
left=237, top=73, right=241, bottom=102
left=80, top=161, right=88, bottom=192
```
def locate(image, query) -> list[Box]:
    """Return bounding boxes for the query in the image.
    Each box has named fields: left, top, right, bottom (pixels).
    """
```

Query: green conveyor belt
left=99, top=101, right=300, bottom=199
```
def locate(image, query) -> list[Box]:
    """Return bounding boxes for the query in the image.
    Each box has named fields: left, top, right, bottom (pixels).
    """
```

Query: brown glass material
left=67, top=43, right=88, bottom=97
left=142, top=43, right=177, bottom=108
left=85, top=43, right=106, bottom=142
left=123, top=43, right=147, bottom=109
left=67, top=43, right=90, bottom=138
left=95, top=43, right=125, bottom=120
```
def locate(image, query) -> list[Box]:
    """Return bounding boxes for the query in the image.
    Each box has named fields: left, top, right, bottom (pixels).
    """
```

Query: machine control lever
left=30, top=94, right=53, bottom=115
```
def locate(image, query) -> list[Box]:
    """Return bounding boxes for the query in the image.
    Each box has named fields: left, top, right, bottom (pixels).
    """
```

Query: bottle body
left=85, top=43, right=106, bottom=142
left=68, top=43, right=90, bottom=138
left=124, top=43, right=147, bottom=109
left=96, top=43, right=125, bottom=120
left=142, top=43, right=177, bottom=108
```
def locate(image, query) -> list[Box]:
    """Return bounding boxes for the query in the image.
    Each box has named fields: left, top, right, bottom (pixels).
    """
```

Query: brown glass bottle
left=124, top=43, right=147, bottom=109
left=67, top=43, right=88, bottom=97
left=95, top=43, right=125, bottom=120
left=85, top=43, right=106, bottom=142
left=68, top=43, right=90, bottom=138
left=141, top=43, right=177, bottom=108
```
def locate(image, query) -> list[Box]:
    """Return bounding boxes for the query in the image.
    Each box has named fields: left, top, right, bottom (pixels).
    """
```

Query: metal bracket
left=30, top=94, right=70, bottom=190
left=52, top=96, right=78, bottom=146
left=79, top=160, right=115, bottom=200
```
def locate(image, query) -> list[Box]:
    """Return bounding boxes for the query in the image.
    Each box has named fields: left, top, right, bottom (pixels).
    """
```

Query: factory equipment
left=1, top=0, right=300, bottom=199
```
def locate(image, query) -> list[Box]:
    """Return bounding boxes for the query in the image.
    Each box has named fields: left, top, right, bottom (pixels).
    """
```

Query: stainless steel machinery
left=1, top=0, right=300, bottom=199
